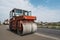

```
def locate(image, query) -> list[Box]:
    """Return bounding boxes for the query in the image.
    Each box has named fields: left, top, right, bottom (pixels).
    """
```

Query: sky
left=0, top=0, right=60, bottom=22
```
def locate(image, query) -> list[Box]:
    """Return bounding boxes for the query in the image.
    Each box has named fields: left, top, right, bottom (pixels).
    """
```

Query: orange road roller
left=9, top=8, right=37, bottom=35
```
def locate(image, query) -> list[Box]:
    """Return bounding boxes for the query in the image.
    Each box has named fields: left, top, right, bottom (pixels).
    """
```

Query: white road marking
left=34, top=33, right=60, bottom=40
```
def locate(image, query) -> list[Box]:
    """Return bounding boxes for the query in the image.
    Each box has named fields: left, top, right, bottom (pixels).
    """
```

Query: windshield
left=24, top=11, right=31, bottom=16
left=15, top=9, right=31, bottom=16
left=15, top=9, right=23, bottom=16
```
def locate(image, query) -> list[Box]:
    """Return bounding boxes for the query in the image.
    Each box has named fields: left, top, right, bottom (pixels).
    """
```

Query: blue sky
left=0, top=0, right=60, bottom=22
left=30, top=0, right=60, bottom=9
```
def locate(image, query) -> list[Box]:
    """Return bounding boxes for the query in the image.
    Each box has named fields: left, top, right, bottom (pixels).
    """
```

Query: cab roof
left=10, top=8, right=31, bottom=12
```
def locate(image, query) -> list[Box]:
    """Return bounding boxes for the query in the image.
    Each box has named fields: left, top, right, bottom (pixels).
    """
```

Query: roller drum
left=22, top=23, right=37, bottom=34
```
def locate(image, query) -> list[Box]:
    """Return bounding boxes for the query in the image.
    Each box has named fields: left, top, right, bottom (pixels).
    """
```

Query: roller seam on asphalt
left=34, top=33, right=60, bottom=40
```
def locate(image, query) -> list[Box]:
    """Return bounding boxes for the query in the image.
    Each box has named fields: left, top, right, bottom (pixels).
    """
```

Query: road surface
left=37, top=28, right=60, bottom=38
left=0, top=25, right=60, bottom=40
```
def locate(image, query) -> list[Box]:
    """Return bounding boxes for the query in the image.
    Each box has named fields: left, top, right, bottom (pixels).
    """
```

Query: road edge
left=34, top=33, right=60, bottom=40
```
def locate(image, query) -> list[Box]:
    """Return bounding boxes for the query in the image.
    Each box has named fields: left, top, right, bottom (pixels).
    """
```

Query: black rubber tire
left=9, top=24, right=13, bottom=31
left=16, top=21, right=23, bottom=36
left=9, top=26, right=13, bottom=31
left=16, top=28, right=23, bottom=36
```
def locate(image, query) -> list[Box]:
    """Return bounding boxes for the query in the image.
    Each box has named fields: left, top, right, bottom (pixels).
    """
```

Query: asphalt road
left=0, top=25, right=59, bottom=40
left=37, top=28, right=60, bottom=38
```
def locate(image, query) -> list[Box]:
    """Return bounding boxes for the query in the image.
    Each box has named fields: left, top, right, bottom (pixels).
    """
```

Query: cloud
left=0, top=0, right=60, bottom=22
left=0, top=0, right=33, bottom=22
left=32, top=6, right=60, bottom=22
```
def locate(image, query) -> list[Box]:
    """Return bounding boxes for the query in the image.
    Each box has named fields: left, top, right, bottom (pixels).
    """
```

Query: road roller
left=9, top=8, right=37, bottom=35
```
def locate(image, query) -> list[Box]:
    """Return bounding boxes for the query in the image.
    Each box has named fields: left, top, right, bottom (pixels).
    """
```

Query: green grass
left=37, top=25, right=60, bottom=30
left=51, top=26, right=56, bottom=29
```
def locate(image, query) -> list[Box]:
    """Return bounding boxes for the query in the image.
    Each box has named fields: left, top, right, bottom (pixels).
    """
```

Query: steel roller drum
left=22, top=23, right=37, bottom=34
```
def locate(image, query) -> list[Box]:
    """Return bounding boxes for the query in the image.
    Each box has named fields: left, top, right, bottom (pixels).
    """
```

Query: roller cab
left=9, top=8, right=37, bottom=35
